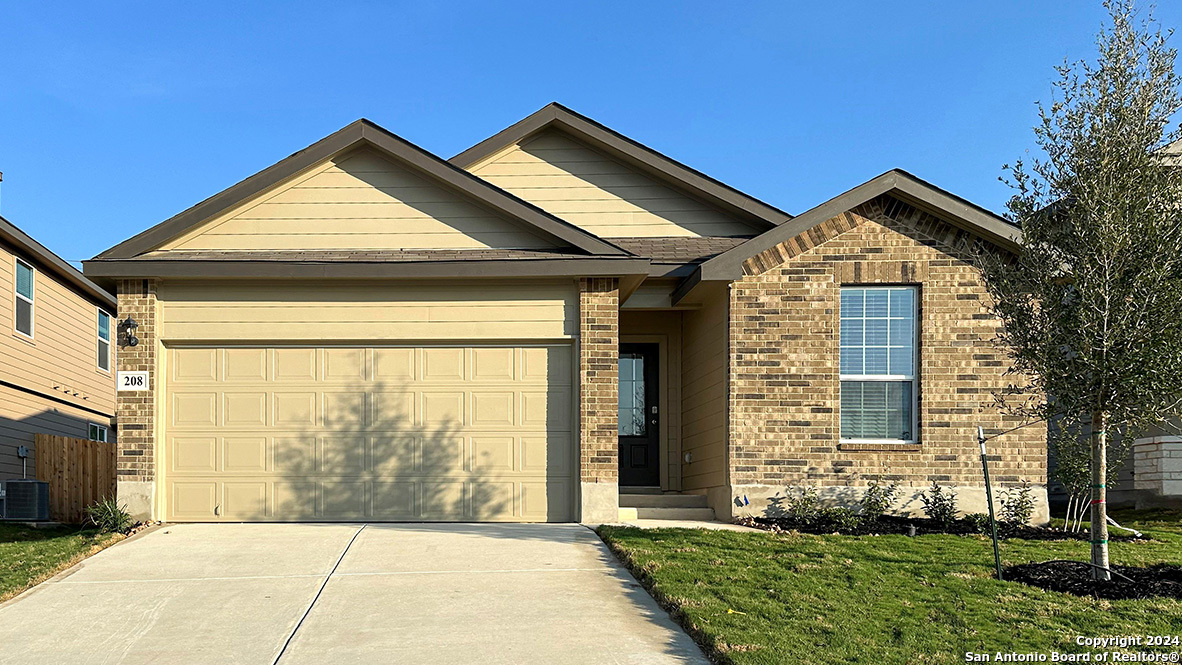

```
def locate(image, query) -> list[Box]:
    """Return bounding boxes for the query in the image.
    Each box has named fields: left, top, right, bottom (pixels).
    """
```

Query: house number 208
left=117, top=371, right=149, bottom=391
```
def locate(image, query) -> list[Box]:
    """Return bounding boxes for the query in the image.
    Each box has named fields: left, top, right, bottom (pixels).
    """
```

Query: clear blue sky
left=2, top=2, right=1178, bottom=265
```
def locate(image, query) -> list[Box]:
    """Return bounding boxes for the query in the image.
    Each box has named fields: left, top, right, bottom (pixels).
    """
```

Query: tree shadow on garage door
left=261, top=371, right=572, bottom=522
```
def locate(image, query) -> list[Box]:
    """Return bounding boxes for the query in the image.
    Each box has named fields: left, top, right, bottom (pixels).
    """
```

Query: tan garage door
left=163, top=345, right=573, bottom=522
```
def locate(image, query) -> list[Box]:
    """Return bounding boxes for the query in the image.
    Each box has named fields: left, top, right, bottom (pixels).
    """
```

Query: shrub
left=961, top=512, right=992, bottom=534
left=919, top=482, right=959, bottom=526
left=859, top=482, right=900, bottom=521
left=998, top=482, right=1036, bottom=536
left=781, top=486, right=863, bottom=533
left=1000, top=482, right=1035, bottom=526
left=783, top=486, right=823, bottom=523
left=85, top=498, right=133, bottom=534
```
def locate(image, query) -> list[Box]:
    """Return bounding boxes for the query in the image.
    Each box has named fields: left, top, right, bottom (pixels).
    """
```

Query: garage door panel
left=321, top=437, right=366, bottom=474
left=165, top=344, right=572, bottom=522
left=422, top=392, right=464, bottom=425
left=422, top=347, right=464, bottom=381
left=324, top=348, right=366, bottom=382
left=173, top=436, right=217, bottom=472
left=372, top=481, right=416, bottom=518
left=224, top=392, right=267, bottom=427
left=472, top=436, right=515, bottom=471
left=275, top=348, right=317, bottom=381
left=471, top=347, right=515, bottom=381
left=471, top=392, right=514, bottom=428
left=174, top=348, right=217, bottom=382
left=275, top=481, right=318, bottom=519
left=421, top=481, right=466, bottom=519
left=223, top=482, right=267, bottom=519
left=274, top=437, right=316, bottom=473
left=372, top=392, right=414, bottom=426
left=173, top=393, right=216, bottom=427
left=224, top=348, right=267, bottom=382
left=373, top=348, right=415, bottom=381
left=420, top=436, right=465, bottom=473
left=274, top=392, right=316, bottom=427
left=323, top=481, right=367, bottom=518
left=372, top=437, right=416, bottom=475
left=324, top=392, right=366, bottom=428
left=224, top=436, right=267, bottom=471
left=172, top=482, right=217, bottom=519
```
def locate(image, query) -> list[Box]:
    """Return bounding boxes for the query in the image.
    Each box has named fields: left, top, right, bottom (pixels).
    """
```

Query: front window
left=15, top=258, right=34, bottom=338
left=618, top=353, right=646, bottom=436
left=88, top=423, right=108, bottom=443
left=97, top=310, right=112, bottom=371
left=840, top=287, right=917, bottom=442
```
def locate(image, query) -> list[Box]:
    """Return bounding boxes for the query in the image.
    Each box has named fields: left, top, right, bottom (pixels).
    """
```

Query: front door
left=618, top=343, right=659, bottom=487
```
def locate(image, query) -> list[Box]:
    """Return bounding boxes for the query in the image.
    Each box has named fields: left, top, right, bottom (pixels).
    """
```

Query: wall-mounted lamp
left=118, top=316, right=139, bottom=348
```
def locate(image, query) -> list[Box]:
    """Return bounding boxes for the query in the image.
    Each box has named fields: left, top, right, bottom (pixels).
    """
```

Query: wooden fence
left=34, top=434, right=117, bottom=524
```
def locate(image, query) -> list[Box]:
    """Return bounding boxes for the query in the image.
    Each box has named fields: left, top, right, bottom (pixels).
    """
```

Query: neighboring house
left=83, top=103, right=1047, bottom=523
left=1, top=215, right=117, bottom=482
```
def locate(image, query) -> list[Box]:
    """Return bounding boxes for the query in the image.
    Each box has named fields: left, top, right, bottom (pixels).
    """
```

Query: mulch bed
left=737, top=515, right=1150, bottom=542
left=1005, top=560, right=1182, bottom=599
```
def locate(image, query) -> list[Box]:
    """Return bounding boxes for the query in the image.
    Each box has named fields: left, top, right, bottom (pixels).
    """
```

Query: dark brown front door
left=619, top=343, right=659, bottom=487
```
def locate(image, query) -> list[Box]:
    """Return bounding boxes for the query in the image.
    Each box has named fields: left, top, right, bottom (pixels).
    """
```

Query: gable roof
left=674, top=169, right=1021, bottom=302
left=450, top=103, right=792, bottom=232
left=1, top=214, right=115, bottom=308
left=94, top=119, right=631, bottom=261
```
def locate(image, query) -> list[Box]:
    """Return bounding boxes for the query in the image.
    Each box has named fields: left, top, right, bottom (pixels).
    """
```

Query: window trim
left=14, top=257, right=34, bottom=339
left=838, top=285, right=919, bottom=444
left=87, top=423, right=108, bottom=443
left=97, top=308, right=112, bottom=372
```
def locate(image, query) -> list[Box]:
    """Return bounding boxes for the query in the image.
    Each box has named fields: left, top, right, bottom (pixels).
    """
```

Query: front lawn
left=598, top=511, right=1182, bottom=665
left=0, top=524, right=122, bottom=602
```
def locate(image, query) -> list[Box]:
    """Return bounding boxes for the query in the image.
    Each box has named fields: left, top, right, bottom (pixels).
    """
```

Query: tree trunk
left=1089, top=410, right=1111, bottom=581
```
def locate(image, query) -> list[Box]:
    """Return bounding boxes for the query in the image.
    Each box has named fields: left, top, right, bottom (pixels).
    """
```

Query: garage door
left=163, top=345, right=573, bottom=522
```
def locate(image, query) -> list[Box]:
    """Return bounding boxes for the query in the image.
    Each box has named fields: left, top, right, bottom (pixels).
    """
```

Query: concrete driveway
left=0, top=523, right=706, bottom=664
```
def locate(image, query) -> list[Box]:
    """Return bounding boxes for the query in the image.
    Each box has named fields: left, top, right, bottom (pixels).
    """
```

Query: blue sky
left=2, top=2, right=1178, bottom=265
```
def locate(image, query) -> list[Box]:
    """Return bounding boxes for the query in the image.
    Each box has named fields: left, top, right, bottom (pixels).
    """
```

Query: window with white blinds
left=15, top=258, right=34, bottom=338
left=839, top=287, right=917, bottom=442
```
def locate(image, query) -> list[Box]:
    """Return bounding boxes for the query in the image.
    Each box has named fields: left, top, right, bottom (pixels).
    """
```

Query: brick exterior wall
left=579, top=277, right=619, bottom=484
left=116, top=279, right=158, bottom=482
left=728, top=195, right=1046, bottom=507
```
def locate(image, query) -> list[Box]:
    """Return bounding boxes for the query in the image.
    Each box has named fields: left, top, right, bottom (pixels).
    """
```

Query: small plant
left=961, top=512, right=991, bottom=535
left=85, top=498, right=133, bottom=534
left=859, top=482, right=900, bottom=521
left=784, top=486, right=823, bottom=525
left=919, top=482, right=958, bottom=527
left=999, top=482, right=1036, bottom=536
left=782, top=486, right=863, bottom=533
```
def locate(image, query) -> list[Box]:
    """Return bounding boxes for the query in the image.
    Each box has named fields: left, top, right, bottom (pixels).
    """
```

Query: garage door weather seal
left=272, top=524, right=367, bottom=664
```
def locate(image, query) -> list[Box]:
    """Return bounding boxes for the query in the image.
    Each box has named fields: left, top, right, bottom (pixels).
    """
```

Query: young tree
left=980, top=0, right=1182, bottom=580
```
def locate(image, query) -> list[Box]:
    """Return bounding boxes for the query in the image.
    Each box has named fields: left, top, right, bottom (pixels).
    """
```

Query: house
left=83, top=103, right=1048, bottom=523
left=1, top=214, right=117, bottom=482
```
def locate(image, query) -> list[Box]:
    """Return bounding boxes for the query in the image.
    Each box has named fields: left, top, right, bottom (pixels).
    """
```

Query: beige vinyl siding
left=0, top=384, right=106, bottom=480
left=467, top=130, right=759, bottom=238
left=0, top=242, right=116, bottom=418
left=158, top=280, right=576, bottom=342
left=620, top=310, right=683, bottom=491
left=680, top=286, right=728, bottom=491
left=162, top=149, right=557, bottom=251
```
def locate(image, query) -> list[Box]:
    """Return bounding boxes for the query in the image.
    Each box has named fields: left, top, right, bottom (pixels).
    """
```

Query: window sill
left=838, top=442, right=921, bottom=452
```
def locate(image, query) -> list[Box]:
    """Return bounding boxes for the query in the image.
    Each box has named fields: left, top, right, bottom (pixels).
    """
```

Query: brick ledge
left=838, top=442, right=922, bottom=452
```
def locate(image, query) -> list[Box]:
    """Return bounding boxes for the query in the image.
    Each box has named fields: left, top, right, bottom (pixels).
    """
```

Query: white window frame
left=97, top=308, right=112, bottom=372
left=88, top=423, right=108, bottom=443
left=839, top=286, right=919, bottom=444
left=14, top=257, right=34, bottom=339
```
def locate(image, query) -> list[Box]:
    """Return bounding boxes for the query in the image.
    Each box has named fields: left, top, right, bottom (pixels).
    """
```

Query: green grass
left=598, top=510, right=1182, bottom=665
left=0, top=524, right=121, bottom=602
